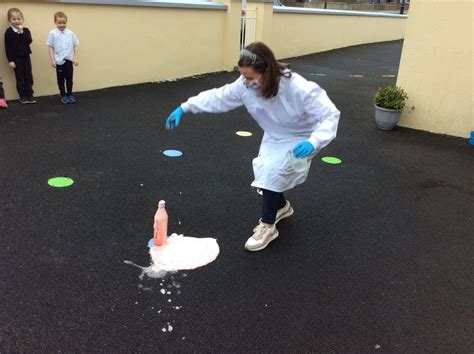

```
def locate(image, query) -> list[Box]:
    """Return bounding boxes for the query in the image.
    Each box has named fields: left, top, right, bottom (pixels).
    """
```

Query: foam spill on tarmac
left=149, top=234, right=219, bottom=273
left=125, top=234, right=219, bottom=279
left=124, top=234, right=219, bottom=334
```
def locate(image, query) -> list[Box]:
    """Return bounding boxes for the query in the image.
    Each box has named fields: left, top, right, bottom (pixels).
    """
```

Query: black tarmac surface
left=1, top=40, right=473, bottom=352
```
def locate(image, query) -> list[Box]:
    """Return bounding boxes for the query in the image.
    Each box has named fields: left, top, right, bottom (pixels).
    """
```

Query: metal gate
left=240, top=8, right=257, bottom=50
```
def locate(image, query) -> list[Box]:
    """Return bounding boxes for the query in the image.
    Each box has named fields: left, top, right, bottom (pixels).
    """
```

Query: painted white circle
left=236, top=131, right=252, bottom=137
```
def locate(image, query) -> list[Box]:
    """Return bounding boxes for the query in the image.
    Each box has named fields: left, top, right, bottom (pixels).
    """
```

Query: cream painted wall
left=0, top=1, right=406, bottom=101
left=271, top=12, right=406, bottom=59
left=0, top=1, right=227, bottom=98
left=252, top=2, right=273, bottom=45
left=397, top=0, right=473, bottom=138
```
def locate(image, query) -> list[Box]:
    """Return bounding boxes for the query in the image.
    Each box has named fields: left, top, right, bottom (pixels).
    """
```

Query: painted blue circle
left=163, top=150, right=183, bottom=157
left=148, top=236, right=171, bottom=248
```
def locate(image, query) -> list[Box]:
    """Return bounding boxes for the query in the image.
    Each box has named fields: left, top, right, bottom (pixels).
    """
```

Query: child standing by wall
left=47, top=11, right=79, bottom=104
left=4, top=8, right=36, bottom=104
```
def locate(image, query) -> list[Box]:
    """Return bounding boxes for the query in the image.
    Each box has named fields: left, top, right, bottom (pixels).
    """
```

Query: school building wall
left=396, top=0, right=473, bottom=138
left=0, top=0, right=406, bottom=101
left=0, top=0, right=232, bottom=99
left=270, top=7, right=406, bottom=59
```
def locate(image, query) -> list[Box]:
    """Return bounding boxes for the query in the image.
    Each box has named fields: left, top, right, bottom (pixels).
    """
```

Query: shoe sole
left=275, top=206, right=294, bottom=224
left=245, top=230, right=279, bottom=252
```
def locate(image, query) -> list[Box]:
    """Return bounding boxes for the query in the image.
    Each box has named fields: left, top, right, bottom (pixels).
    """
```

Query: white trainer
left=275, top=201, right=294, bottom=224
left=245, top=222, right=279, bottom=251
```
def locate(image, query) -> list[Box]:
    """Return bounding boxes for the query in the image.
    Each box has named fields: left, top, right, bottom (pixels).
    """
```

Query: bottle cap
left=158, top=200, right=166, bottom=206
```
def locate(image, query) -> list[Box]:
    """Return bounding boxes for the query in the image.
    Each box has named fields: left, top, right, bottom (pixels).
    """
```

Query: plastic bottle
left=153, top=200, right=168, bottom=246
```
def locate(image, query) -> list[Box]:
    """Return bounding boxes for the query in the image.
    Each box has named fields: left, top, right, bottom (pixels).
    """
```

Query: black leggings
left=261, top=189, right=286, bottom=224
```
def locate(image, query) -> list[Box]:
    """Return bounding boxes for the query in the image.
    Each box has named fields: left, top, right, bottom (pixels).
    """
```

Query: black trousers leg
left=63, top=60, right=74, bottom=96
left=24, top=57, right=34, bottom=97
left=261, top=189, right=287, bottom=225
left=13, top=57, right=33, bottom=98
left=0, top=82, right=5, bottom=99
left=56, top=63, right=67, bottom=97
left=14, top=58, right=27, bottom=98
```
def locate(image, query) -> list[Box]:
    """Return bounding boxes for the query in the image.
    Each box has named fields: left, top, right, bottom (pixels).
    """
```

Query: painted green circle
left=322, top=157, right=342, bottom=165
left=48, top=177, right=74, bottom=188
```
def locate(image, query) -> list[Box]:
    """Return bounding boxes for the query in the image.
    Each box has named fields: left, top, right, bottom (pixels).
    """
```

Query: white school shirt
left=181, top=72, right=340, bottom=192
left=46, top=28, right=79, bottom=65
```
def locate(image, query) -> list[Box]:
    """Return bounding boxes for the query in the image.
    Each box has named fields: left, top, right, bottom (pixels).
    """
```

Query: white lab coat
left=181, top=72, right=340, bottom=192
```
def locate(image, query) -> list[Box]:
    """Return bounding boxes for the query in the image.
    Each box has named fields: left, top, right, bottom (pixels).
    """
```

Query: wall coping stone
left=273, top=6, right=407, bottom=18
left=41, top=0, right=227, bottom=10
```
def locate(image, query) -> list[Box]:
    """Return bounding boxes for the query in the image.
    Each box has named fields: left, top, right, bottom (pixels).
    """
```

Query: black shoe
left=20, top=97, right=29, bottom=104
left=27, top=96, right=37, bottom=104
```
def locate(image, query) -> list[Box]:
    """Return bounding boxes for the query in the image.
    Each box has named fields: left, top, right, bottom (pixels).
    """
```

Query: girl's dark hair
left=238, top=42, right=291, bottom=99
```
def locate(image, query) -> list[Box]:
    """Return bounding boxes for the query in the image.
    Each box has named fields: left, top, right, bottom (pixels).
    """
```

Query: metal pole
left=241, top=0, right=247, bottom=50
left=399, top=0, right=405, bottom=14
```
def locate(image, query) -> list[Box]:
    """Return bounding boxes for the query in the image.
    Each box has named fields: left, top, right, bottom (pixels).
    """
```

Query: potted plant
left=373, top=86, right=409, bottom=130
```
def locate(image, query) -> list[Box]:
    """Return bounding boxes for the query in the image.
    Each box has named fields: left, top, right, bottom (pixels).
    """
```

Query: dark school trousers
left=261, top=189, right=287, bottom=224
left=56, top=60, right=74, bottom=97
left=13, top=56, right=34, bottom=99
left=0, top=82, right=4, bottom=99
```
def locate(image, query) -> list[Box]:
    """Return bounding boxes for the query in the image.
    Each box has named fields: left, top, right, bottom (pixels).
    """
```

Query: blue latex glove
left=292, top=141, right=315, bottom=158
left=165, top=106, right=184, bottom=130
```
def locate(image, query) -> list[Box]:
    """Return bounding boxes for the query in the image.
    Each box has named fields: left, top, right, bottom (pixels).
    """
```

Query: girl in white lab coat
left=165, top=42, right=340, bottom=252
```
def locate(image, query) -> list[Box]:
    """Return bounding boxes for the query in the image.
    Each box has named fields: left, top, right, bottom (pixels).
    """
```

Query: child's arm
left=23, top=28, right=33, bottom=45
left=46, top=31, right=56, bottom=68
left=48, top=46, right=56, bottom=68
left=4, top=30, right=16, bottom=69
left=73, top=45, right=79, bottom=66
left=72, top=32, right=79, bottom=66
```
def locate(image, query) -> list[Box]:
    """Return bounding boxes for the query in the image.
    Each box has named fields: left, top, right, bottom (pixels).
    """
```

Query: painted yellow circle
left=236, top=131, right=252, bottom=137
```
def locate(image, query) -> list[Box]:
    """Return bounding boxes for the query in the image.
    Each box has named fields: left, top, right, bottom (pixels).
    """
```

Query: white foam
left=123, top=260, right=170, bottom=279
left=124, top=234, right=219, bottom=281
left=149, top=233, right=219, bottom=272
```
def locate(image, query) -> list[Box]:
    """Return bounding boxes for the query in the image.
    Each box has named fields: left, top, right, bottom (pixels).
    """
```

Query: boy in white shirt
left=47, top=12, right=79, bottom=104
